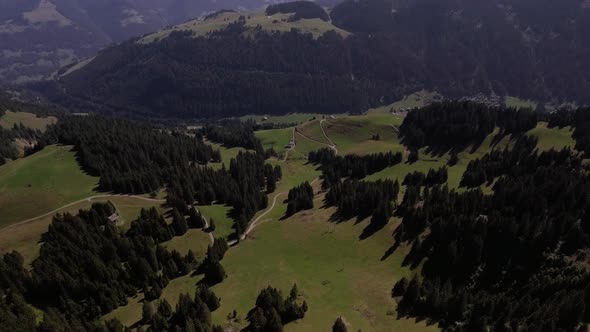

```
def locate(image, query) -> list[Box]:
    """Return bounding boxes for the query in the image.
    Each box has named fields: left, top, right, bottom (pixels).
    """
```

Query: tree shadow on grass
left=381, top=240, right=400, bottom=261
left=359, top=220, right=387, bottom=240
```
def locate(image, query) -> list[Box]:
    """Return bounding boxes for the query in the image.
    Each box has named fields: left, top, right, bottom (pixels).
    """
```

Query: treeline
left=400, top=101, right=538, bottom=151
left=167, top=151, right=282, bottom=238
left=43, top=115, right=220, bottom=194
left=308, top=148, right=402, bottom=188
left=331, top=0, right=590, bottom=103
left=459, top=135, right=581, bottom=188
left=0, top=204, right=194, bottom=325
left=0, top=123, right=41, bottom=165
left=548, top=106, right=590, bottom=155
left=286, top=182, right=314, bottom=217
left=326, top=179, right=399, bottom=234
left=55, top=27, right=369, bottom=119
left=42, top=0, right=590, bottom=119
left=266, top=1, right=329, bottom=22
left=393, top=143, right=590, bottom=330
left=402, top=167, right=448, bottom=187
left=143, top=288, right=224, bottom=331
left=0, top=203, right=233, bottom=330
left=201, top=121, right=264, bottom=153
left=0, top=94, right=59, bottom=165
left=247, top=285, right=308, bottom=332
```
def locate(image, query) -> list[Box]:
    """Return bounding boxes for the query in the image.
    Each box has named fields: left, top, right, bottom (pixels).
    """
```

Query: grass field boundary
left=319, top=119, right=338, bottom=153
left=196, top=208, right=215, bottom=245
left=295, top=127, right=336, bottom=152
left=0, top=194, right=165, bottom=233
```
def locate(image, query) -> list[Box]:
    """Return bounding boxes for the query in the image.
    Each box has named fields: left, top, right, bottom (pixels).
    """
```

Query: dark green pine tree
left=188, top=207, right=204, bottom=228
left=142, top=301, right=155, bottom=323
left=408, top=150, right=419, bottom=163
left=204, top=261, right=227, bottom=285
left=171, top=208, right=189, bottom=236
left=158, top=299, right=173, bottom=318
left=266, top=308, right=284, bottom=332
left=247, top=307, right=268, bottom=332
left=333, top=317, right=348, bottom=332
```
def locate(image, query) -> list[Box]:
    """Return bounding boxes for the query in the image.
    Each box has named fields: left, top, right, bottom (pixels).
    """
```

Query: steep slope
left=329, top=0, right=590, bottom=102
left=41, top=0, right=590, bottom=119
left=0, top=0, right=340, bottom=84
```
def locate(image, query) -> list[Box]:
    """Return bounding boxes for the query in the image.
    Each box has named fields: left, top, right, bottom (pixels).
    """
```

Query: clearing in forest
left=0, top=145, right=98, bottom=228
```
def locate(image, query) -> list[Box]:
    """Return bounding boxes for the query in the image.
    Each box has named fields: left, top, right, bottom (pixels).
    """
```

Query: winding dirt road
left=4, top=122, right=331, bottom=249
left=199, top=212, right=215, bottom=245
left=319, top=119, right=338, bottom=154
left=0, top=194, right=166, bottom=233
left=283, top=127, right=296, bottom=162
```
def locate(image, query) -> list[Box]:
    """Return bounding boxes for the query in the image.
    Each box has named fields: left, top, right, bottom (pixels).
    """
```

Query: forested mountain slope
left=37, top=0, right=590, bottom=119
left=0, top=0, right=339, bottom=84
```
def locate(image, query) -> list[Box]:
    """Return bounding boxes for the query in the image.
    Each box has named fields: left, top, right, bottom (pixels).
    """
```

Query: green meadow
left=0, top=145, right=98, bottom=228
left=505, top=96, right=537, bottom=109
left=197, top=204, right=234, bottom=239
left=0, top=111, right=57, bottom=131
left=256, top=127, right=293, bottom=154
left=141, top=11, right=350, bottom=44
left=1, top=109, right=579, bottom=332
left=0, top=196, right=165, bottom=267
left=527, top=122, right=575, bottom=151
left=212, top=206, right=437, bottom=332
left=323, top=114, right=405, bottom=156
left=244, top=113, right=326, bottom=125
left=296, top=120, right=332, bottom=145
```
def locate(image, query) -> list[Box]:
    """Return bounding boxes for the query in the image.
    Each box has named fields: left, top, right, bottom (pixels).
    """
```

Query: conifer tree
left=333, top=317, right=348, bottom=332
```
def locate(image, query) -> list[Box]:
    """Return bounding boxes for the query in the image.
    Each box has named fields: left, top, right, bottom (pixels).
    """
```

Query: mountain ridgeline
left=0, top=0, right=344, bottom=83
left=38, top=0, right=590, bottom=119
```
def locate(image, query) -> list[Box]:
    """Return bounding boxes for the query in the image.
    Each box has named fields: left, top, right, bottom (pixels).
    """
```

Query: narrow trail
left=243, top=191, right=284, bottom=239
left=1, top=194, right=166, bottom=233
left=282, top=127, right=296, bottom=162
left=295, top=129, right=338, bottom=155
left=227, top=171, right=323, bottom=246
left=198, top=211, right=215, bottom=245
left=319, top=119, right=338, bottom=154
left=6, top=124, right=328, bottom=247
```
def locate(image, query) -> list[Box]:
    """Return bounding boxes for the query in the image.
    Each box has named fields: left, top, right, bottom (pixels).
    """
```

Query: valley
left=1, top=1, right=590, bottom=331
left=0, top=100, right=581, bottom=331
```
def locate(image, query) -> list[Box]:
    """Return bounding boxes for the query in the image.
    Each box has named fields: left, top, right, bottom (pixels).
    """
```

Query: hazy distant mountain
left=0, top=0, right=339, bottom=84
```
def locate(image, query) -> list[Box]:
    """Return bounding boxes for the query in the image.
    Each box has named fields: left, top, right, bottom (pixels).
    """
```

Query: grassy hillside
left=296, top=120, right=332, bottom=146
left=4, top=111, right=580, bottom=331
left=162, top=229, right=212, bottom=259
left=212, top=205, right=436, bottom=332
left=323, top=113, right=405, bottom=156
left=367, top=126, right=523, bottom=192
left=206, top=142, right=246, bottom=170
left=243, top=113, right=325, bottom=125
left=505, top=96, right=537, bottom=109
left=0, top=196, right=165, bottom=266
left=197, top=204, right=234, bottom=239
left=527, top=122, right=575, bottom=151
left=0, top=111, right=57, bottom=131
left=256, top=127, right=293, bottom=155
left=140, top=11, right=350, bottom=44
left=0, top=145, right=98, bottom=228
left=290, top=132, right=327, bottom=161
left=386, top=90, right=442, bottom=111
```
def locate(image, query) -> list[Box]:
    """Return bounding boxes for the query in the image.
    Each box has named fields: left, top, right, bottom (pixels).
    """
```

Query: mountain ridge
left=0, top=0, right=339, bottom=84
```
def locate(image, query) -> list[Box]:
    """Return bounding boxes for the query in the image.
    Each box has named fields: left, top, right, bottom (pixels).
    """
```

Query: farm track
left=295, top=125, right=338, bottom=154
left=5, top=125, right=329, bottom=248
left=0, top=194, right=166, bottom=233
left=283, top=127, right=296, bottom=161
left=319, top=119, right=338, bottom=154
